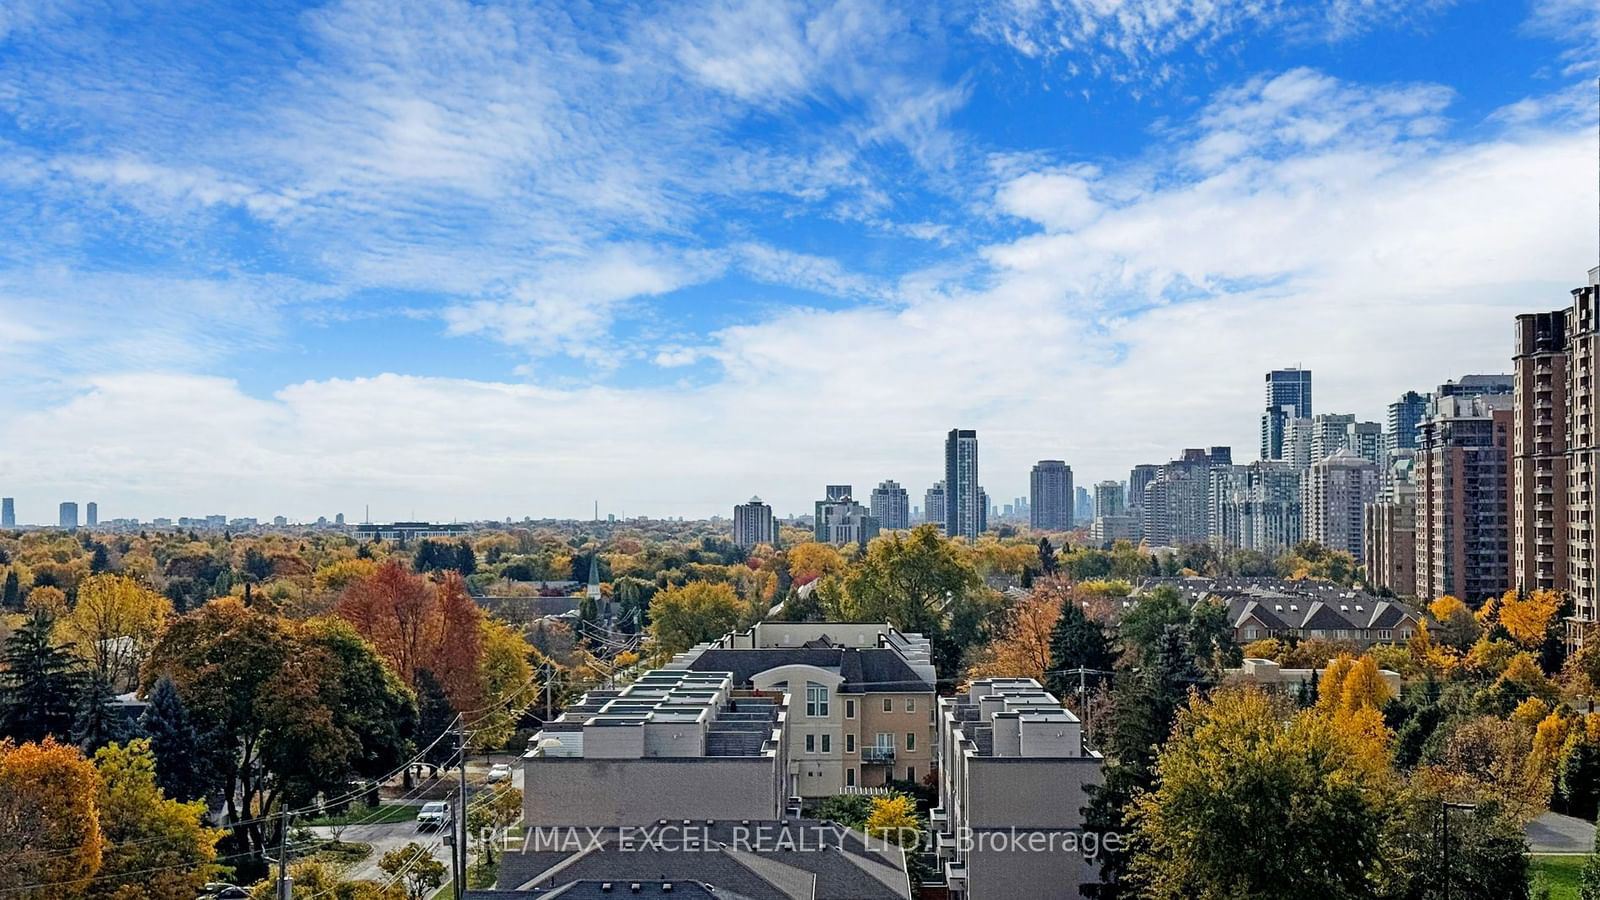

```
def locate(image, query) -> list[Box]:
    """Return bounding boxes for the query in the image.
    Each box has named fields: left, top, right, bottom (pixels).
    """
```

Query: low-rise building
left=665, top=623, right=936, bottom=796
left=1132, top=577, right=1424, bottom=647
left=523, top=670, right=789, bottom=826
left=1229, top=657, right=1403, bottom=694
left=930, top=678, right=1103, bottom=900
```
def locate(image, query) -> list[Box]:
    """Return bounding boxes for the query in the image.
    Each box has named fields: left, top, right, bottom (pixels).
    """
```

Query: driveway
left=1526, top=811, right=1596, bottom=854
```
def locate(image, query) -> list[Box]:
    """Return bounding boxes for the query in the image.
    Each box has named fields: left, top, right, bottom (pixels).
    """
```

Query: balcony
left=944, top=859, right=968, bottom=892
left=862, top=746, right=896, bottom=765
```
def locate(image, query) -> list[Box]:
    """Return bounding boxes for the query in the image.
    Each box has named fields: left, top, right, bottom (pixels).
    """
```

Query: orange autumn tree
left=338, top=562, right=485, bottom=712
left=0, top=737, right=103, bottom=893
left=966, top=588, right=1059, bottom=682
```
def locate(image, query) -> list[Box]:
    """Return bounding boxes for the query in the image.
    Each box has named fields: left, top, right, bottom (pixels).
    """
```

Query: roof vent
left=601, top=885, right=613, bottom=894
left=631, top=884, right=642, bottom=894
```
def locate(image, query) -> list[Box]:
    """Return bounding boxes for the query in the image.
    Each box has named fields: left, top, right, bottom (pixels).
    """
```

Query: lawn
left=1530, top=854, right=1587, bottom=899
left=300, top=803, right=418, bottom=827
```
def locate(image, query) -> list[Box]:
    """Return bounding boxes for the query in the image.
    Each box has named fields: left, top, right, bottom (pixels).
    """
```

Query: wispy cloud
left=969, top=0, right=1459, bottom=85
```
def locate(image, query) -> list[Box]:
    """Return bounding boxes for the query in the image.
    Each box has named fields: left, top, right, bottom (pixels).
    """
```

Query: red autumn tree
left=338, top=562, right=487, bottom=713
left=433, top=572, right=487, bottom=713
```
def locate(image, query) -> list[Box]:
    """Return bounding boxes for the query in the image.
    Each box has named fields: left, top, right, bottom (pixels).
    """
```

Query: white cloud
left=970, top=0, right=1459, bottom=83
left=8, top=68, right=1576, bottom=520
left=441, top=246, right=724, bottom=359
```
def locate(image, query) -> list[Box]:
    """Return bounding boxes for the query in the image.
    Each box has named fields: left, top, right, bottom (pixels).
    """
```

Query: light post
left=1440, top=800, right=1476, bottom=900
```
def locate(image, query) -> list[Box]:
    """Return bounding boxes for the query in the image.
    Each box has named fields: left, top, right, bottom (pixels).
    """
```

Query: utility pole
left=1059, top=667, right=1115, bottom=745
left=276, top=805, right=290, bottom=900
left=456, top=723, right=469, bottom=900
left=544, top=665, right=556, bottom=723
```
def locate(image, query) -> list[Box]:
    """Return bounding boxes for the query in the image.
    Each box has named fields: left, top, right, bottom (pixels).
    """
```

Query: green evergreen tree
left=74, top=673, right=132, bottom=753
left=89, top=543, right=112, bottom=574
left=141, top=675, right=210, bottom=802
left=1082, top=625, right=1209, bottom=899
left=1045, top=598, right=1115, bottom=699
left=1, top=569, right=19, bottom=611
left=0, top=609, right=85, bottom=742
left=1038, top=537, right=1057, bottom=574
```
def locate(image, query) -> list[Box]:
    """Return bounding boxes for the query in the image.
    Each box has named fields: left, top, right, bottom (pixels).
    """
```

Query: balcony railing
left=862, top=746, right=896, bottom=764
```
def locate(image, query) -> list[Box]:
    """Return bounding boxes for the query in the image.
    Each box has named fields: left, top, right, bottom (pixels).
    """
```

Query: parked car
left=199, top=885, right=248, bottom=899
left=416, top=801, right=451, bottom=831
left=486, top=763, right=512, bottom=784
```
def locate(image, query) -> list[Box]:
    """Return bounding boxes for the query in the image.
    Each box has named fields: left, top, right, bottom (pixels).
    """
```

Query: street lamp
left=1440, top=800, right=1476, bottom=900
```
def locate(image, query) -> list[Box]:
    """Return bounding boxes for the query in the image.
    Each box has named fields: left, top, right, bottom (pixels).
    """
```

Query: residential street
left=306, top=755, right=523, bottom=884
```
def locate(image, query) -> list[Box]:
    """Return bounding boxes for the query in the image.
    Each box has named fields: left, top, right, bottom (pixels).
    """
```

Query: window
left=805, top=734, right=815, bottom=753
left=906, top=732, right=916, bottom=752
left=822, top=734, right=831, bottom=753
left=845, top=699, right=856, bottom=719
left=883, top=698, right=892, bottom=713
left=876, top=733, right=894, bottom=751
left=846, top=768, right=856, bottom=787
left=905, top=698, right=915, bottom=713
left=906, top=766, right=915, bottom=782
left=846, top=734, right=855, bottom=753
left=806, top=683, right=829, bottom=717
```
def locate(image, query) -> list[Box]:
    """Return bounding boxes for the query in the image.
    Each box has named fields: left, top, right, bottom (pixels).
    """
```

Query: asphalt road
left=307, top=755, right=523, bottom=884
left=1526, top=811, right=1597, bottom=854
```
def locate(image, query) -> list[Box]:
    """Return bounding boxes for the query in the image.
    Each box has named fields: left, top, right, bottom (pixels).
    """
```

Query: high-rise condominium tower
left=1417, top=394, right=1514, bottom=604
left=0, top=498, right=12, bottom=528
left=1388, top=391, right=1429, bottom=453
left=1513, top=310, right=1569, bottom=595
left=1262, top=368, right=1313, bottom=460
left=944, top=429, right=980, bottom=540
left=733, top=496, right=776, bottom=549
left=1302, top=449, right=1379, bottom=562
left=923, top=482, right=946, bottom=530
left=59, top=502, right=79, bottom=529
left=1513, top=271, right=1600, bottom=646
left=86, top=502, right=98, bottom=527
left=1093, top=481, right=1125, bottom=518
left=1030, top=460, right=1073, bottom=531
left=870, top=480, right=910, bottom=530
left=815, top=487, right=879, bottom=546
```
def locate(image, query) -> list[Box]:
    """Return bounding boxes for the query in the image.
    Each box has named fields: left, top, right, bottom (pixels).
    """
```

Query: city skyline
left=0, top=2, right=1595, bottom=521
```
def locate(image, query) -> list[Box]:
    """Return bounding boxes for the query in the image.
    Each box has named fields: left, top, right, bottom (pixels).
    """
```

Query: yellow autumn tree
left=1498, top=589, right=1562, bottom=648
left=1512, top=697, right=1551, bottom=728
left=1500, top=652, right=1559, bottom=703
left=1408, top=621, right=1459, bottom=676
left=785, top=541, right=847, bottom=582
left=865, top=794, right=921, bottom=847
left=313, top=557, right=379, bottom=594
left=1428, top=595, right=1480, bottom=649
left=62, top=574, right=170, bottom=691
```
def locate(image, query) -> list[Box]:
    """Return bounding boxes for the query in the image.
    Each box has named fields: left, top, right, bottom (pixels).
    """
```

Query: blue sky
left=1, top=0, right=1597, bottom=522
